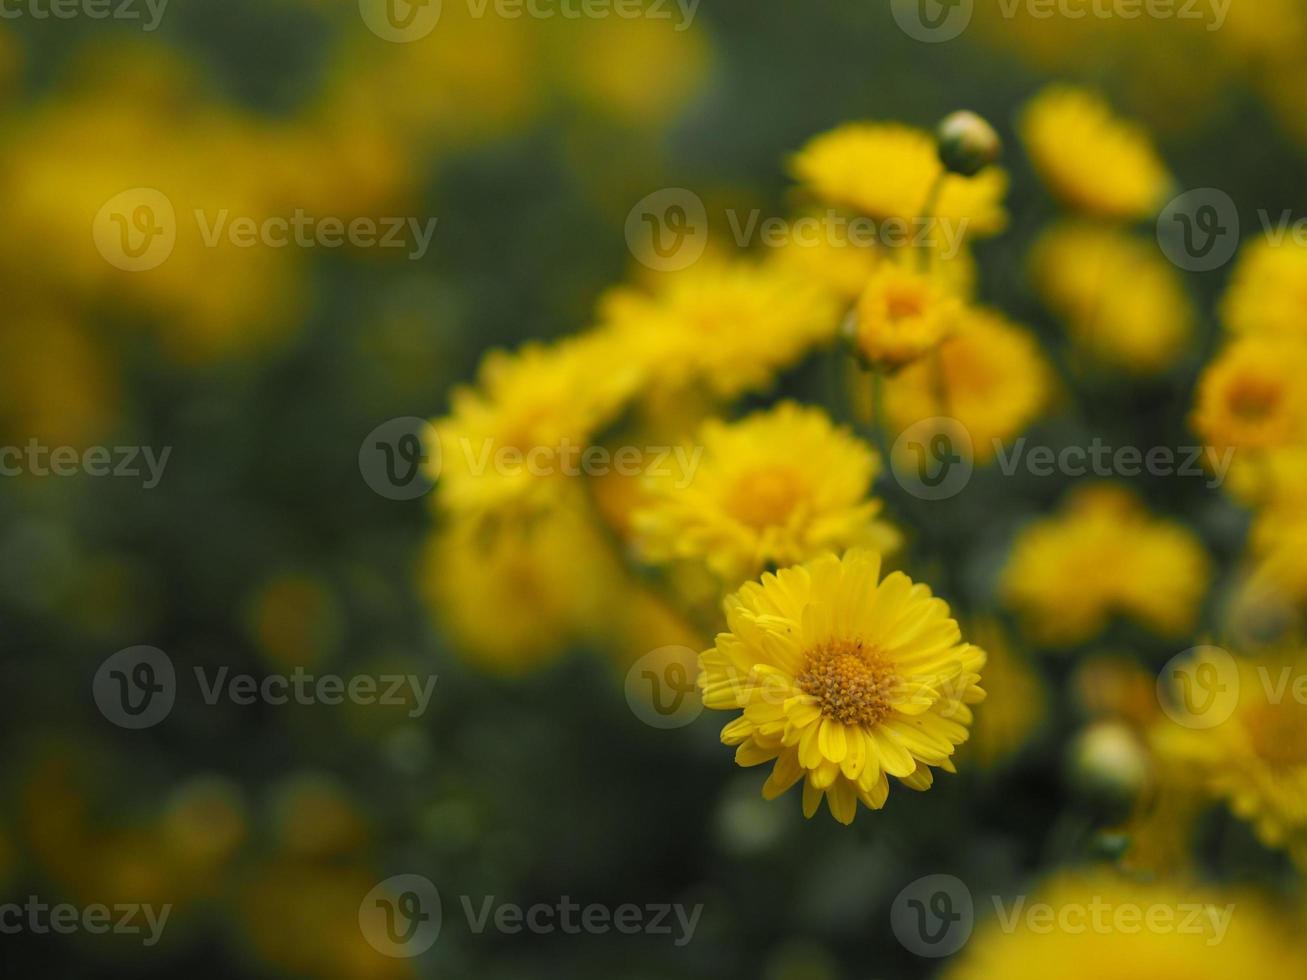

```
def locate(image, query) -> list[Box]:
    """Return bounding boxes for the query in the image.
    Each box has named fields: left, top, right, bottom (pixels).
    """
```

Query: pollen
left=797, top=639, right=898, bottom=726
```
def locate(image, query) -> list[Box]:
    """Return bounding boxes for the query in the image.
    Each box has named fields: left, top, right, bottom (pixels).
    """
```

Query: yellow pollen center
left=886, top=285, right=928, bottom=322
left=797, top=639, right=897, bottom=726
left=726, top=466, right=806, bottom=529
left=1228, top=378, right=1281, bottom=423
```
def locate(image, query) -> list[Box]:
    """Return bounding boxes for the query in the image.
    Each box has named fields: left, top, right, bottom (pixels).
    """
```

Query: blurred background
left=3, top=1, right=1307, bottom=977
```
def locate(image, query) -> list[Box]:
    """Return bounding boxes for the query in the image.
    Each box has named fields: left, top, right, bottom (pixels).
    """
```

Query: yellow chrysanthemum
left=851, top=264, right=962, bottom=371
left=944, top=871, right=1306, bottom=980
left=877, top=307, right=1052, bottom=463
left=1002, top=485, right=1210, bottom=647
left=1032, top=222, right=1193, bottom=372
left=963, top=619, right=1046, bottom=768
left=1243, top=500, right=1307, bottom=611
left=791, top=122, right=1008, bottom=236
left=600, top=258, right=841, bottom=400
left=1154, top=647, right=1307, bottom=866
left=433, top=332, right=639, bottom=521
left=1021, top=86, right=1171, bottom=219
left=633, top=402, right=899, bottom=584
left=700, top=550, right=986, bottom=825
left=1221, top=236, right=1307, bottom=338
left=1192, top=336, right=1307, bottom=457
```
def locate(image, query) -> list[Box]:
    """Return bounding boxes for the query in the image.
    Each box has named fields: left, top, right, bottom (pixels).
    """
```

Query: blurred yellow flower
left=1192, top=336, right=1307, bottom=456
left=944, top=871, right=1306, bottom=979
left=791, top=122, right=1008, bottom=236
left=702, top=550, right=985, bottom=825
left=633, top=402, right=899, bottom=585
left=1032, top=222, right=1193, bottom=372
left=1003, top=485, right=1210, bottom=647
left=1021, top=86, right=1171, bottom=219
left=963, top=619, right=1046, bottom=768
left=1221, top=236, right=1307, bottom=338
left=851, top=264, right=961, bottom=371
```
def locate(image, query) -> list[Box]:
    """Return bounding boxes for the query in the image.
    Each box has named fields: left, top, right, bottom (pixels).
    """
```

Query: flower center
left=726, top=466, right=806, bottom=530
left=1228, top=377, right=1282, bottom=423
left=886, top=284, right=928, bottom=322
left=1246, top=699, right=1307, bottom=771
left=797, top=639, right=897, bottom=726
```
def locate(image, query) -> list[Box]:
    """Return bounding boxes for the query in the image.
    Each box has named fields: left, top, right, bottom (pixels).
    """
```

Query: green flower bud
left=937, top=111, right=1002, bottom=177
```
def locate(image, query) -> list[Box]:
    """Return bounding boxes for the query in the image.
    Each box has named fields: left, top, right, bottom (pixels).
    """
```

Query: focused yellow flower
left=701, top=550, right=986, bottom=825
left=633, top=402, right=899, bottom=585
left=1032, top=222, right=1194, bottom=372
left=433, top=332, right=639, bottom=522
left=1021, top=86, right=1171, bottom=219
left=1154, top=647, right=1307, bottom=866
left=850, top=264, right=962, bottom=371
left=1002, top=486, right=1210, bottom=647
left=601, top=258, right=841, bottom=400
left=878, top=307, right=1052, bottom=463
left=944, top=871, right=1306, bottom=980
left=1221, top=236, right=1307, bottom=338
left=791, top=122, right=1008, bottom=236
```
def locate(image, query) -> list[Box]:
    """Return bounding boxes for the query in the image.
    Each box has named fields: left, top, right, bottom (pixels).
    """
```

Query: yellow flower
left=851, top=264, right=962, bottom=371
left=1192, top=336, right=1307, bottom=456
left=1002, top=486, right=1210, bottom=647
left=1243, top=500, right=1307, bottom=610
left=878, top=307, right=1052, bottom=463
left=791, top=122, right=1008, bottom=236
left=433, top=332, right=639, bottom=522
left=633, top=402, right=899, bottom=585
left=1021, top=86, right=1171, bottom=219
left=963, top=619, right=1046, bottom=768
left=700, top=550, right=986, bottom=825
left=1032, top=222, right=1194, bottom=372
left=944, top=871, right=1305, bottom=980
left=1154, top=647, right=1307, bottom=866
left=1221, top=236, right=1307, bottom=338
left=601, top=258, right=841, bottom=400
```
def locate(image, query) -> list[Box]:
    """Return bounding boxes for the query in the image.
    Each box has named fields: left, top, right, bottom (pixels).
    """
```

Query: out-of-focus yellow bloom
left=422, top=501, right=620, bottom=674
left=433, top=333, right=639, bottom=522
left=701, top=550, right=985, bottom=825
left=791, top=122, right=1008, bottom=236
left=765, top=217, right=884, bottom=305
left=1032, top=222, right=1193, bottom=372
left=1073, top=654, right=1161, bottom=731
left=963, top=619, right=1045, bottom=768
left=1192, top=336, right=1307, bottom=456
left=1153, top=647, right=1307, bottom=866
left=1221, top=237, right=1307, bottom=339
left=245, top=573, right=343, bottom=671
left=270, top=773, right=368, bottom=860
left=878, top=307, right=1052, bottom=463
left=601, top=258, right=841, bottom=400
left=159, top=776, right=248, bottom=880
left=850, top=264, right=961, bottom=371
left=633, top=403, right=899, bottom=585
left=1003, top=486, right=1211, bottom=647
left=1021, top=86, right=1171, bottom=219
left=944, top=871, right=1306, bottom=979
left=1242, top=501, right=1307, bottom=612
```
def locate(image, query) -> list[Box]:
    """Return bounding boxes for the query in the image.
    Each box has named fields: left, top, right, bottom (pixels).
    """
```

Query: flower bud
left=1067, top=721, right=1150, bottom=823
left=937, top=111, right=1002, bottom=177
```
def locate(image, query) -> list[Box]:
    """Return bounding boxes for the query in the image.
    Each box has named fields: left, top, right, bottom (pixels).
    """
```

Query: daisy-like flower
left=1192, top=336, right=1307, bottom=455
left=432, top=331, right=639, bottom=522
left=600, top=258, right=841, bottom=400
left=1002, top=485, right=1211, bottom=647
left=791, top=122, right=1008, bottom=236
left=1031, top=221, right=1193, bottom=373
left=1021, top=86, right=1171, bottom=219
left=1153, top=647, right=1307, bottom=867
left=700, top=550, right=986, bottom=825
left=877, top=306, right=1052, bottom=463
left=1221, top=236, right=1307, bottom=338
left=850, top=264, right=962, bottom=371
left=633, top=403, right=899, bottom=584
